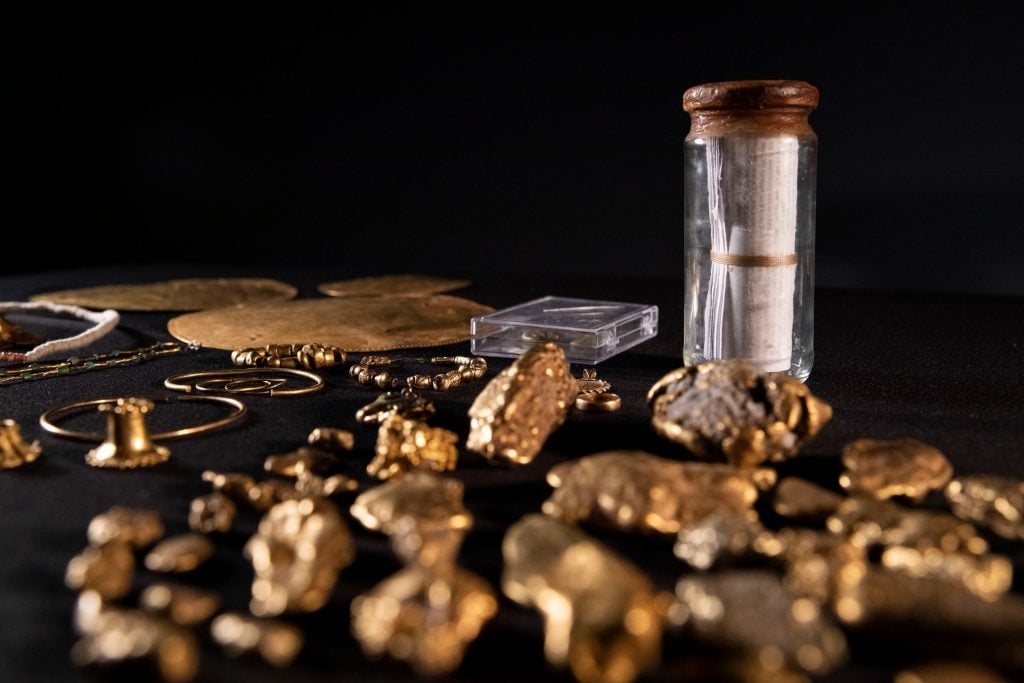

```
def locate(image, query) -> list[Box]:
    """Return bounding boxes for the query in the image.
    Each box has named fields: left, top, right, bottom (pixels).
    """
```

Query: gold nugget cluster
left=647, top=360, right=832, bottom=467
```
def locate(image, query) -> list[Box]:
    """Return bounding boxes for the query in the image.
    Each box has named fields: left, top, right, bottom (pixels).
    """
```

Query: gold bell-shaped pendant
left=86, top=398, right=170, bottom=469
left=0, top=418, right=42, bottom=469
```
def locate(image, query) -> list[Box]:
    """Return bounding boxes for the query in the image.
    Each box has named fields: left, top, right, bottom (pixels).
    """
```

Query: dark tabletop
left=1, top=265, right=1023, bottom=683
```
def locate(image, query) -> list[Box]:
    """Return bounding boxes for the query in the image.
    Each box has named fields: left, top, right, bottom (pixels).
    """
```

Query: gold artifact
left=164, top=367, right=325, bottom=397
left=773, top=477, right=844, bottom=521
left=141, top=583, right=221, bottom=626
left=202, top=469, right=258, bottom=500
left=894, top=662, right=1009, bottom=683
left=576, top=368, right=611, bottom=395
left=502, top=515, right=665, bottom=683
left=32, top=277, right=297, bottom=311
left=40, top=395, right=247, bottom=442
left=543, top=451, right=771, bottom=534
left=0, top=313, right=43, bottom=349
left=65, top=543, right=135, bottom=598
left=318, top=273, right=470, bottom=298
left=351, top=471, right=471, bottom=568
left=244, top=497, right=355, bottom=616
left=880, top=544, right=1012, bottom=601
left=88, top=506, right=165, bottom=548
left=188, top=493, right=237, bottom=534
left=87, top=398, right=170, bottom=469
left=307, top=426, right=355, bottom=450
left=574, top=392, right=622, bottom=412
left=73, top=591, right=199, bottom=682
left=352, top=566, right=498, bottom=675
left=826, top=497, right=987, bottom=556
left=144, top=533, right=215, bottom=573
left=946, top=475, right=1024, bottom=541
left=167, top=294, right=493, bottom=352
left=840, top=438, right=953, bottom=500
left=210, top=612, right=304, bottom=667
left=355, top=389, right=436, bottom=424
left=202, top=470, right=312, bottom=511
left=0, top=341, right=195, bottom=387
left=647, top=360, right=832, bottom=467
left=351, top=354, right=487, bottom=391
left=0, top=418, right=41, bottom=468
left=466, top=342, right=577, bottom=465
left=231, top=342, right=346, bottom=370
left=370, top=414, right=459, bottom=480
left=672, top=571, right=848, bottom=675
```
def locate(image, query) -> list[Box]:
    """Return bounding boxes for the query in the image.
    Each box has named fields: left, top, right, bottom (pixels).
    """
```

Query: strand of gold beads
left=350, top=355, right=487, bottom=391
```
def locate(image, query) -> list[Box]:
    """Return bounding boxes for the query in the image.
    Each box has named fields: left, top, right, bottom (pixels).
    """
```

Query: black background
left=9, top=5, right=1023, bottom=296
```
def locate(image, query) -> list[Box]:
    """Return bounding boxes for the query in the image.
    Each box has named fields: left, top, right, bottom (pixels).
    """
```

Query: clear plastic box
left=470, top=296, right=658, bottom=364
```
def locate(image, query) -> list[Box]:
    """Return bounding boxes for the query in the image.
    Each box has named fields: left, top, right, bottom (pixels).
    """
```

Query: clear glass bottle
left=682, top=80, right=818, bottom=380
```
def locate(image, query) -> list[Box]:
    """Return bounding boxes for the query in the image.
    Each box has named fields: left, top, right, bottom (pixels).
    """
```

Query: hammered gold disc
left=167, top=295, right=494, bottom=352
left=318, top=274, right=470, bottom=298
left=31, top=278, right=298, bottom=312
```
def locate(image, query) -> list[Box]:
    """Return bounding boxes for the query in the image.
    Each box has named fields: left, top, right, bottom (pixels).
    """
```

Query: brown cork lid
left=683, top=80, right=819, bottom=112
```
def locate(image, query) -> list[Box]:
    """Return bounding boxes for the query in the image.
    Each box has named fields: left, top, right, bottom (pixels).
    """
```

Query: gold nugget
left=351, top=471, right=472, bottom=568
left=65, top=543, right=135, bottom=599
left=946, top=475, right=1024, bottom=541
left=211, top=612, right=304, bottom=667
left=827, top=497, right=987, bottom=555
left=502, top=514, right=665, bottom=683
left=188, top=493, right=237, bottom=534
left=244, top=498, right=355, bottom=616
left=141, top=583, right=221, bottom=626
left=370, top=414, right=459, bottom=480
left=881, top=545, right=1012, bottom=601
left=73, top=591, right=199, bottom=683
left=543, top=451, right=770, bottom=534
left=0, top=418, right=41, bottom=468
left=264, top=446, right=340, bottom=477
left=773, top=478, right=844, bottom=521
left=840, top=438, right=953, bottom=500
left=144, top=533, right=215, bottom=573
left=87, top=506, right=165, bottom=548
left=307, top=426, right=355, bottom=450
left=672, top=571, right=848, bottom=675
left=647, top=360, right=832, bottom=467
left=352, top=566, right=498, bottom=675
left=467, top=342, right=577, bottom=465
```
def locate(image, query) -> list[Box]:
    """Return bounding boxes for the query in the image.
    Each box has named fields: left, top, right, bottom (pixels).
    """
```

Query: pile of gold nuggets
left=63, top=347, right=1024, bottom=682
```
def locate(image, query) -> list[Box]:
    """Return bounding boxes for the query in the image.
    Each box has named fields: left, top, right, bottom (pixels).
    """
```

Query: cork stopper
left=683, top=80, right=818, bottom=137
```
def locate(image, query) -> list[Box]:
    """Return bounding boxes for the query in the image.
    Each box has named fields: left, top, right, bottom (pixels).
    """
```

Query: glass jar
left=682, top=80, right=819, bottom=380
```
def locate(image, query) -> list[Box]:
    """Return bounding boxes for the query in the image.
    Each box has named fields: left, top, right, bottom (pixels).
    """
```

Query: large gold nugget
left=244, top=498, right=355, bottom=616
left=352, top=566, right=497, bottom=675
left=467, top=343, right=577, bottom=465
left=647, top=360, right=832, bottom=467
left=946, top=475, right=1024, bottom=541
left=543, top=450, right=769, bottom=534
left=840, top=438, right=953, bottom=501
left=502, top=514, right=664, bottom=683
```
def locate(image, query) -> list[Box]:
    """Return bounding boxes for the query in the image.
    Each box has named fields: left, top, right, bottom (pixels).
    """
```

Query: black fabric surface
left=1, top=266, right=1023, bottom=683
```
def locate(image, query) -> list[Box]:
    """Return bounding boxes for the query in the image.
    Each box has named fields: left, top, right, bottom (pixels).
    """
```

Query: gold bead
left=374, top=372, right=393, bottom=389
left=432, top=375, right=451, bottom=391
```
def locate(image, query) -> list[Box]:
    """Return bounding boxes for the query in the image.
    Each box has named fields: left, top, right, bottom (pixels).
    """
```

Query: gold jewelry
left=164, top=368, right=324, bottom=397
left=231, top=343, right=346, bottom=370
left=574, top=392, right=622, bottom=412
left=40, top=395, right=246, bottom=443
left=355, top=389, right=436, bottom=424
left=576, top=368, right=611, bottom=395
left=1, top=418, right=41, bottom=469
left=1, top=341, right=196, bottom=387
left=350, top=355, right=487, bottom=391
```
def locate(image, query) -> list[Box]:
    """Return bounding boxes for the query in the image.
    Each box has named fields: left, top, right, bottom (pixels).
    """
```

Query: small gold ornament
left=87, top=506, right=165, bottom=548
left=188, top=493, right=237, bottom=534
left=467, top=342, right=577, bottom=465
left=141, top=583, right=221, bottom=626
left=86, top=398, right=170, bottom=469
left=946, top=475, right=1024, bottom=541
left=0, top=418, right=41, bottom=469
left=840, top=438, right=953, bottom=500
left=65, top=543, right=135, bottom=599
left=647, top=360, right=832, bottom=467
left=575, top=368, right=611, bottom=395
left=307, top=426, right=355, bottom=450
left=355, top=389, right=437, bottom=424
left=772, top=477, right=844, bottom=521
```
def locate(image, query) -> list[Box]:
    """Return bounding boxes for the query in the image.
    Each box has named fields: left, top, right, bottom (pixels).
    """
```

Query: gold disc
left=317, top=274, right=470, bottom=298
left=167, top=295, right=494, bottom=351
left=31, top=278, right=298, bottom=312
